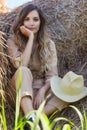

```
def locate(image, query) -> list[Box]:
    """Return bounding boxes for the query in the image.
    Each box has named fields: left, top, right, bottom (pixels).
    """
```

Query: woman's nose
left=29, top=20, right=34, bottom=26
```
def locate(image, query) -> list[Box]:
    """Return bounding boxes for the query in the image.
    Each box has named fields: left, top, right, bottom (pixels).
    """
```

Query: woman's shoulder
left=7, top=34, right=15, bottom=42
left=7, top=35, right=16, bottom=46
left=47, top=38, right=56, bottom=49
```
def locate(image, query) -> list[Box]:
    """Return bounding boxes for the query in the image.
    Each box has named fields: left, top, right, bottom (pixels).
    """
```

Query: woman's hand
left=34, top=87, right=46, bottom=109
left=20, top=25, right=34, bottom=38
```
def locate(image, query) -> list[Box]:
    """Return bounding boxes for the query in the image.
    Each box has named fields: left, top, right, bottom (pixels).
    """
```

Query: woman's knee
left=44, top=104, right=57, bottom=116
left=17, top=66, right=31, bottom=73
left=12, top=66, right=33, bottom=85
left=15, top=66, right=33, bottom=79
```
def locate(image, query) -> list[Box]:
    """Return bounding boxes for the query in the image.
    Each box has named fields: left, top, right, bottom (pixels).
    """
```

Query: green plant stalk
left=50, top=117, right=78, bottom=130
left=55, top=126, right=62, bottom=130
left=14, top=113, right=25, bottom=130
left=83, top=108, right=87, bottom=129
left=1, top=99, right=7, bottom=130
left=33, top=100, right=46, bottom=130
left=62, top=124, right=71, bottom=130
left=69, top=105, right=84, bottom=130
left=49, top=109, right=59, bottom=120
left=40, top=112, right=51, bottom=130
left=14, top=66, right=22, bottom=130
left=32, top=95, right=50, bottom=130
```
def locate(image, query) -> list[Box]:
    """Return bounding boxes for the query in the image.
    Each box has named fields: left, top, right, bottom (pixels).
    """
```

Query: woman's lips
left=29, top=28, right=35, bottom=31
left=25, top=26, right=35, bottom=31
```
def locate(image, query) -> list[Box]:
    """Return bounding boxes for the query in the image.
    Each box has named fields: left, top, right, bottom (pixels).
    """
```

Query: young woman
left=7, top=4, right=67, bottom=121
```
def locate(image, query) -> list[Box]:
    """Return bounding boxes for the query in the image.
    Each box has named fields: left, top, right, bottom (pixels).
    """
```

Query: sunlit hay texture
left=0, top=12, right=17, bottom=38
left=0, top=0, right=10, bottom=13
left=0, top=32, right=8, bottom=101
left=33, top=0, right=87, bottom=86
left=0, top=10, right=18, bottom=103
left=0, top=32, right=15, bottom=129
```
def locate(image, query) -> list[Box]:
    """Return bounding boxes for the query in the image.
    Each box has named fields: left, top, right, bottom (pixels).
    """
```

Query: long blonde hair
left=39, top=36, right=54, bottom=72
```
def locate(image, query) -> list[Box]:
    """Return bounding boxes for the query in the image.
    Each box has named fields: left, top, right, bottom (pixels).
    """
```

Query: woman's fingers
left=34, top=98, right=41, bottom=109
left=20, top=26, right=33, bottom=37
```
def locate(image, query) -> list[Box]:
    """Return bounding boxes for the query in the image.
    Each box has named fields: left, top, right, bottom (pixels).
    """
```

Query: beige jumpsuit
left=7, top=36, right=67, bottom=112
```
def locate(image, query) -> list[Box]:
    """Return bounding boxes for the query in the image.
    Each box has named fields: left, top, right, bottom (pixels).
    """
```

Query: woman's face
left=23, top=10, right=41, bottom=35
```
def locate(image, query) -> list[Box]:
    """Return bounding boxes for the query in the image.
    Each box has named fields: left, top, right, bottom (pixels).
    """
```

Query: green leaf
left=62, top=124, right=71, bottom=130
left=69, top=105, right=84, bottom=130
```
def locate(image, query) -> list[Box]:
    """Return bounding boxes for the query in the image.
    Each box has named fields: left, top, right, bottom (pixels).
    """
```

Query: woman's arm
left=34, top=40, right=58, bottom=109
left=7, top=26, right=34, bottom=68
left=33, top=82, right=50, bottom=109
left=19, top=26, right=34, bottom=66
left=7, top=36, right=22, bottom=68
left=43, top=81, right=50, bottom=94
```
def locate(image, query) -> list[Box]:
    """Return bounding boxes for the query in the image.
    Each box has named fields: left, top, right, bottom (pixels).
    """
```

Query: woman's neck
left=33, top=34, right=38, bottom=45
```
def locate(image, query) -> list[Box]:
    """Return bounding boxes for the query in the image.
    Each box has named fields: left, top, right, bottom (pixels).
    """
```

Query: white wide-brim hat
left=50, top=71, right=87, bottom=103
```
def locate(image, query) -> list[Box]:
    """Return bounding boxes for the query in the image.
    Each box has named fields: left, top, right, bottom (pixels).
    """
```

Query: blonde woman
left=7, top=4, right=67, bottom=124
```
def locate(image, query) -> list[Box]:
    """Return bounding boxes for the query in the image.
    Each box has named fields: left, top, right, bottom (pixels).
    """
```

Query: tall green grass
left=14, top=66, right=22, bottom=130
left=0, top=66, right=87, bottom=130
left=0, top=92, right=87, bottom=130
left=0, top=99, right=7, bottom=130
left=0, top=54, right=87, bottom=130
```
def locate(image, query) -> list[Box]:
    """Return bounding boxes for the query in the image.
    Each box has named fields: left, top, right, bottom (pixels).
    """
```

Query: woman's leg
left=44, top=104, right=57, bottom=116
left=11, top=66, right=34, bottom=115
left=44, top=92, right=68, bottom=116
left=21, top=96, right=33, bottom=115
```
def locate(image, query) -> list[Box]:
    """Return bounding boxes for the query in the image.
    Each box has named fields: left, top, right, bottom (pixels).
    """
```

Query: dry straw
left=0, top=31, right=8, bottom=100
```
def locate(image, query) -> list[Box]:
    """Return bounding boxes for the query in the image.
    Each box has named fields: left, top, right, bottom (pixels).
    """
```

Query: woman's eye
left=24, top=18, right=29, bottom=21
left=34, top=18, right=39, bottom=21
left=24, top=17, right=39, bottom=22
